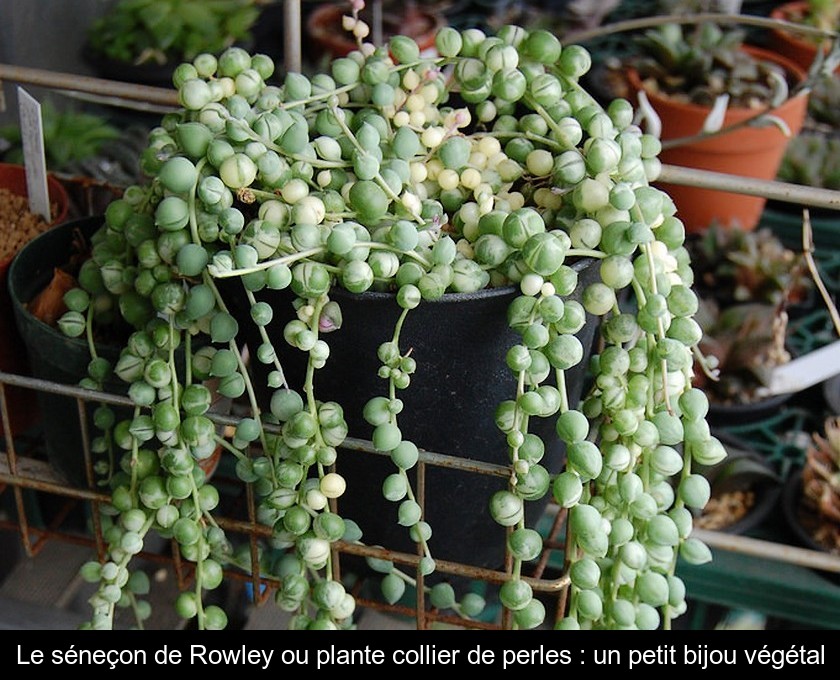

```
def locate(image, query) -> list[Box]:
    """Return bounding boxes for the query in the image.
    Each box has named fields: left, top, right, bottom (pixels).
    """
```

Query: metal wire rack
left=5, top=363, right=840, bottom=631
left=0, top=368, right=579, bottom=630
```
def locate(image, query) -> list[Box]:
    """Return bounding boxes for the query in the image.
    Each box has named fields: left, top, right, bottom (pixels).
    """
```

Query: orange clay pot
left=769, top=1, right=838, bottom=73
left=305, top=2, right=445, bottom=60
left=0, top=163, right=70, bottom=437
left=626, top=46, right=809, bottom=234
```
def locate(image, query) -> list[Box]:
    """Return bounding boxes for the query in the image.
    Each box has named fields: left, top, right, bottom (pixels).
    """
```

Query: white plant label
left=17, top=86, right=51, bottom=221
left=758, top=339, right=840, bottom=396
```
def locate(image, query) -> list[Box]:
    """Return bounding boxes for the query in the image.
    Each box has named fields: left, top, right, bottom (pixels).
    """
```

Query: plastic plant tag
left=755, top=339, right=840, bottom=396
left=17, top=86, right=50, bottom=221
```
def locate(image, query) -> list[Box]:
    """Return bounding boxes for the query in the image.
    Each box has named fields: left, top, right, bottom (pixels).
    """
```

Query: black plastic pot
left=707, top=390, right=796, bottom=429
left=222, top=258, right=601, bottom=571
left=695, top=431, right=783, bottom=535
left=81, top=41, right=177, bottom=89
left=782, top=468, right=840, bottom=558
left=8, top=216, right=208, bottom=486
left=824, top=373, right=840, bottom=415
left=8, top=216, right=125, bottom=486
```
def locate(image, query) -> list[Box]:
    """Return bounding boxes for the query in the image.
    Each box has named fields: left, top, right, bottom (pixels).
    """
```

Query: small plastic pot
left=782, top=468, right=840, bottom=559
left=8, top=216, right=122, bottom=485
left=694, top=431, right=783, bottom=535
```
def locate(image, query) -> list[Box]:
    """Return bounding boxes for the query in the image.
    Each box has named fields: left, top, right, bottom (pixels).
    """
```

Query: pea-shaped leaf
left=380, top=573, right=405, bottom=605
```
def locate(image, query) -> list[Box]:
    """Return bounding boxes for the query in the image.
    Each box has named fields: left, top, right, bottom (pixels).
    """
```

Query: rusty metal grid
left=6, top=368, right=840, bottom=631
left=0, top=368, right=574, bottom=630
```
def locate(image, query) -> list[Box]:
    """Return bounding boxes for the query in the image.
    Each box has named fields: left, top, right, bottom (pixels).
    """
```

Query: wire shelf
left=0, top=368, right=578, bottom=630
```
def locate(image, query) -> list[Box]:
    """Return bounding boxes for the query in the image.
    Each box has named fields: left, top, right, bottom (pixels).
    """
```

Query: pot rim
left=694, top=430, right=783, bottom=534
left=0, top=162, right=71, bottom=267
left=330, top=255, right=597, bottom=304
left=7, top=215, right=102, bottom=343
left=625, top=44, right=809, bottom=118
left=707, top=387, right=795, bottom=416
left=12, top=216, right=598, bottom=332
left=782, top=467, right=840, bottom=554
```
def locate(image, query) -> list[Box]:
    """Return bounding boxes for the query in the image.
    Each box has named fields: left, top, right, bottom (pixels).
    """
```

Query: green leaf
left=712, top=455, right=782, bottom=493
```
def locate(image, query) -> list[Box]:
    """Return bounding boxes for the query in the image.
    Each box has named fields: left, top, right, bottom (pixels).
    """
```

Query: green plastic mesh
left=713, top=407, right=820, bottom=480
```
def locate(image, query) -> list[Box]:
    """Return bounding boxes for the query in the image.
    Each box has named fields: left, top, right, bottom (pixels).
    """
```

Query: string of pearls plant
left=59, top=2, right=723, bottom=630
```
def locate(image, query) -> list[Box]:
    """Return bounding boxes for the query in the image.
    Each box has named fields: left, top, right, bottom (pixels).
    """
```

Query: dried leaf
left=27, top=268, right=77, bottom=327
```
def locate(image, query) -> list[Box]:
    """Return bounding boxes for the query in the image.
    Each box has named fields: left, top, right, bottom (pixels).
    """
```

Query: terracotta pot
left=626, top=46, right=809, bottom=234
left=0, top=163, right=69, bottom=266
left=305, top=2, right=445, bottom=60
left=0, top=163, right=70, bottom=437
left=769, top=1, right=837, bottom=73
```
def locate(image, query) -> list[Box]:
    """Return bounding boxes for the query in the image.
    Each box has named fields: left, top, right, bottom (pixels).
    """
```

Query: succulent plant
left=694, top=300, right=791, bottom=406
left=787, top=0, right=840, bottom=35
left=631, top=22, right=792, bottom=109
left=87, top=0, right=260, bottom=66
left=686, top=220, right=809, bottom=407
left=776, top=57, right=840, bottom=191
left=801, top=415, right=840, bottom=551
left=778, top=130, right=840, bottom=191
left=687, top=224, right=812, bottom=308
left=54, top=4, right=721, bottom=631
left=776, top=57, right=840, bottom=200
left=805, top=70, right=840, bottom=128
left=0, top=101, right=121, bottom=171
left=0, top=101, right=150, bottom=189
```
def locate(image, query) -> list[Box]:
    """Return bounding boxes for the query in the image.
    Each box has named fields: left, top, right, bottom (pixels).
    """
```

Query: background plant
left=778, top=131, right=840, bottom=191
left=780, top=0, right=840, bottom=40
left=0, top=101, right=121, bottom=171
left=87, top=0, right=261, bottom=66
left=804, top=71, right=840, bottom=129
left=58, top=4, right=720, bottom=630
left=801, top=416, right=840, bottom=552
left=687, top=224, right=812, bottom=306
left=686, top=225, right=808, bottom=406
left=631, top=21, right=791, bottom=109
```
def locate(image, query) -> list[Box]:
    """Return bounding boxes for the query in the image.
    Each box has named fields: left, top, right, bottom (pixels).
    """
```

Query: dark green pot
left=8, top=216, right=125, bottom=487
left=222, top=257, right=601, bottom=571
